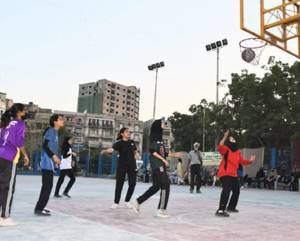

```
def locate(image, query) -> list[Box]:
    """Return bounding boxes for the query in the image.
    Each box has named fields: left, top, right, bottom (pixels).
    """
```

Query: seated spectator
left=265, top=168, right=278, bottom=189
left=256, top=167, right=265, bottom=189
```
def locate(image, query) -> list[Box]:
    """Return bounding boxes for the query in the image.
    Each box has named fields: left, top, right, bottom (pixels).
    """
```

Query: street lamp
left=205, top=39, right=228, bottom=105
left=148, top=61, right=165, bottom=119
left=206, top=39, right=228, bottom=151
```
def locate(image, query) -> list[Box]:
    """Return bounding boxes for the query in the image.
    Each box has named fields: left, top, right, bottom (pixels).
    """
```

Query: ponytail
left=0, top=110, right=12, bottom=128
left=0, top=103, right=25, bottom=128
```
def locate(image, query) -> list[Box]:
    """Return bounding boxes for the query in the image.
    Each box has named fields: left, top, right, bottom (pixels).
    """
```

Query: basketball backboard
left=240, top=0, right=300, bottom=59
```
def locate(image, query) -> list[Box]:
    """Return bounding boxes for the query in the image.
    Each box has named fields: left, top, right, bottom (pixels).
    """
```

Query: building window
left=116, top=99, right=119, bottom=102
left=107, top=96, right=110, bottom=99
left=111, top=96, right=115, bottom=101
left=116, top=111, right=118, bottom=114
left=111, top=90, right=115, bottom=95
left=116, top=105, right=119, bottom=108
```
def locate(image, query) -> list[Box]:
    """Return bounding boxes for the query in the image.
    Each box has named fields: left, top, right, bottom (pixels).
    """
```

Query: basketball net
left=239, top=38, right=268, bottom=65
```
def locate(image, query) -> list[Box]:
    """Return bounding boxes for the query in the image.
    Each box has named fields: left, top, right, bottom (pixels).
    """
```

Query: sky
left=0, top=0, right=298, bottom=121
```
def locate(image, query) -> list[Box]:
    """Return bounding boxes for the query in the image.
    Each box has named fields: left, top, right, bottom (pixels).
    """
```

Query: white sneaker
left=0, top=217, right=17, bottom=227
left=132, top=200, right=140, bottom=213
left=154, top=209, right=170, bottom=218
left=110, top=203, right=119, bottom=209
left=124, top=202, right=132, bottom=209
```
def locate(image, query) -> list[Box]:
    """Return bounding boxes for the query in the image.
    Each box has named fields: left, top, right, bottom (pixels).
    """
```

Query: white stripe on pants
left=5, top=163, right=16, bottom=218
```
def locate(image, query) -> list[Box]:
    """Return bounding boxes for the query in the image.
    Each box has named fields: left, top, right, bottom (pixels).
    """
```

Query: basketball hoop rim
left=239, top=37, right=268, bottom=49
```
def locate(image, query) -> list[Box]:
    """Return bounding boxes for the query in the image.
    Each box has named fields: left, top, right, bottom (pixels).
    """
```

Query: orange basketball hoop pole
left=240, top=0, right=300, bottom=59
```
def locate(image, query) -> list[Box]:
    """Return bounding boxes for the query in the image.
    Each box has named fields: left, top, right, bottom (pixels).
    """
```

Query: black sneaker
left=63, top=193, right=71, bottom=198
left=196, top=190, right=202, bottom=194
left=190, top=189, right=194, bottom=194
left=215, top=210, right=230, bottom=217
left=34, top=209, right=51, bottom=216
left=54, top=194, right=62, bottom=198
left=226, top=208, right=239, bottom=213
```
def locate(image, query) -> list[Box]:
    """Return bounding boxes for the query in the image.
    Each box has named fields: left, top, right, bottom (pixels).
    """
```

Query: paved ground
left=1, top=175, right=300, bottom=241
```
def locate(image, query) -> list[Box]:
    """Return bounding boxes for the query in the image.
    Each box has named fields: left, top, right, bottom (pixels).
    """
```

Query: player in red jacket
left=215, top=131, right=256, bottom=217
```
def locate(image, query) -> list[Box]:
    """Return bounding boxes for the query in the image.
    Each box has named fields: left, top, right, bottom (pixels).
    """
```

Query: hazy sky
left=0, top=0, right=297, bottom=121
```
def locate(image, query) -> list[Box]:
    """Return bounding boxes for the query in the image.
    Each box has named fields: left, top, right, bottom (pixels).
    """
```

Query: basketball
left=241, top=48, right=256, bottom=63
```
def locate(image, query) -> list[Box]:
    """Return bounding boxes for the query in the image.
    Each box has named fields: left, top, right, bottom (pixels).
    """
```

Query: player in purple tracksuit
left=0, top=103, right=29, bottom=227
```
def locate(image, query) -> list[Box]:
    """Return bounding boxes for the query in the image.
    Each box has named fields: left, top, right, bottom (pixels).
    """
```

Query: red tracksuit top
left=217, top=145, right=251, bottom=177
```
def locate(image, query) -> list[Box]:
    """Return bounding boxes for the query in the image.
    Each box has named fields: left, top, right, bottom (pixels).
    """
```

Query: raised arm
left=219, top=130, right=230, bottom=146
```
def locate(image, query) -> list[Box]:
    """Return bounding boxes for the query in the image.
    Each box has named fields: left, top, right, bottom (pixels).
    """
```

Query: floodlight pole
left=216, top=48, right=220, bottom=106
left=153, top=68, right=158, bottom=119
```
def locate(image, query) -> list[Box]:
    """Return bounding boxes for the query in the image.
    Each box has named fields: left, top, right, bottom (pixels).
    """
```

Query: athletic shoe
left=190, top=189, right=194, bottom=194
left=63, top=193, right=71, bottom=199
left=43, top=209, right=51, bottom=213
left=124, top=202, right=132, bottom=209
left=226, top=208, right=239, bottom=213
left=0, top=218, right=17, bottom=227
left=132, top=200, right=140, bottom=213
left=34, top=209, right=51, bottom=216
left=215, top=210, right=230, bottom=217
left=154, top=209, right=170, bottom=218
left=196, top=190, right=202, bottom=194
left=110, top=203, right=119, bottom=209
left=54, top=194, right=62, bottom=198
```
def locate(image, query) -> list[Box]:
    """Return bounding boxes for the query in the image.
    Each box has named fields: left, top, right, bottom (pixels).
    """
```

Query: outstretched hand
left=250, top=155, right=256, bottom=162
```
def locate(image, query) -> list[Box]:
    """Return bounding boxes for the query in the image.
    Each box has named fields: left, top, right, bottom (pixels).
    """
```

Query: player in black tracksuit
left=102, top=127, right=138, bottom=209
left=132, top=118, right=181, bottom=218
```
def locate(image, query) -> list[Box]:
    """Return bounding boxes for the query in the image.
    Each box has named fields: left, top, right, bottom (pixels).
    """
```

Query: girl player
left=132, top=118, right=181, bottom=218
left=215, top=130, right=256, bottom=217
left=102, top=127, right=139, bottom=209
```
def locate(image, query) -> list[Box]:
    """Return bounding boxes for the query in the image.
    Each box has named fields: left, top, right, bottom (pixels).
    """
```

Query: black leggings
left=137, top=168, right=170, bottom=210
left=190, top=164, right=202, bottom=191
left=35, top=170, right=54, bottom=212
left=0, top=159, right=16, bottom=218
left=114, top=166, right=137, bottom=204
left=54, top=169, right=76, bottom=195
left=218, top=176, right=240, bottom=211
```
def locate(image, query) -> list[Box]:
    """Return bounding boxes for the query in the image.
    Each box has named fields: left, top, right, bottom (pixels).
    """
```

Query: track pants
left=114, top=166, right=137, bottom=204
left=0, top=158, right=16, bottom=218
left=218, top=176, right=240, bottom=211
left=190, top=164, right=202, bottom=191
left=137, top=168, right=170, bottom=210
left=35, top=170, right=53, bottom=212
left=54, top=169, right=76, bottom=195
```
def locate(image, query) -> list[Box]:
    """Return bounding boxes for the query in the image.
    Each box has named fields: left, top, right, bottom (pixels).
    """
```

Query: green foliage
left=169, top=61, right=300, bottom=151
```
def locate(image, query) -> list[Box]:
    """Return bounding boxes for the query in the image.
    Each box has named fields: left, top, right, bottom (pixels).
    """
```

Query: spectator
left=256, top=167, right=265, bottom=189
left=265, top=169, right=277, bottom=189
left=177, top=159, right=185, bottom=185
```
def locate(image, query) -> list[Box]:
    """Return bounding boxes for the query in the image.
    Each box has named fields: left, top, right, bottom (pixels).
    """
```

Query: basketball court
left=1, top=175, right=300, bottom=241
